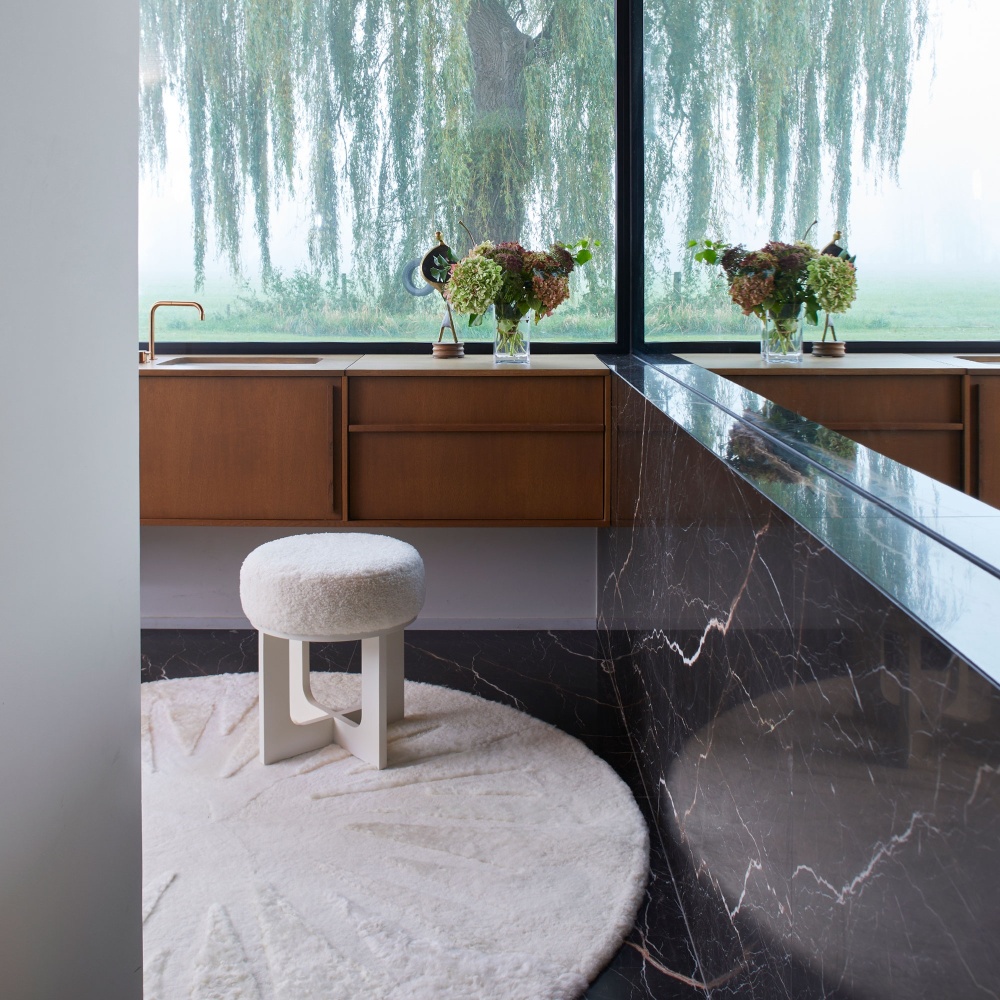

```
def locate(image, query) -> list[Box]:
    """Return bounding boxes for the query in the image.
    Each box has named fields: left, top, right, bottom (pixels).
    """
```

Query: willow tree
left=645, top=0, right=929, bottom=253
left=140, top=0, right=926, bottom=304
left=140, top=0, right=615, bottom=304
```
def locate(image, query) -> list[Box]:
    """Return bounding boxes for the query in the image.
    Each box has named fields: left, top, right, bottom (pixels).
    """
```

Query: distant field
left=140, top=280, right=615, bottom=344
left=646, top=274, right=1000, bottom=343
left=141, top=274, right=1000, bottom=345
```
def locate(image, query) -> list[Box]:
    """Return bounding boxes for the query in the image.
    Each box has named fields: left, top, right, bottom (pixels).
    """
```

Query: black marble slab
left=622, top=355, right=1000, bottom=684
left=600, top=359, right=1000, bottom=999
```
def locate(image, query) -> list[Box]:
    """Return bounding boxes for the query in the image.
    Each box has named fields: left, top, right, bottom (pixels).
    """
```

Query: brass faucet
left=141, top=300, right=205, bottom=363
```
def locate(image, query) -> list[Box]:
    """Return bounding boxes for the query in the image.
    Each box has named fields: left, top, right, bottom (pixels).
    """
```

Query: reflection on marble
left=652, top=355, right=1000, bottom=582
left=619, top=356, right=1000, bottom=686
left=600, top=361, right=1000, bottom=998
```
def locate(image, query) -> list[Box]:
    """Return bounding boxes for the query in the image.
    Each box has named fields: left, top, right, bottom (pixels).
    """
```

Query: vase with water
left=761, top=304, right=804, bottom=364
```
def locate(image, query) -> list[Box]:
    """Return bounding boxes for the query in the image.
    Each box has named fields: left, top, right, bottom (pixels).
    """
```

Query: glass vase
left=494, top=311, right=530, bottom=364
left=760, top=305, right=804, bottom=364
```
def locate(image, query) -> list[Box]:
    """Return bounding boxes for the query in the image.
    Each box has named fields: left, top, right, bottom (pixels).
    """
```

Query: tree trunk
left=464, top=0, right=531, bottom=246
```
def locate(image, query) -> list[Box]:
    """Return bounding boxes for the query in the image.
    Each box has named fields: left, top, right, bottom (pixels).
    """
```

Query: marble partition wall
left=598, top=356, right=1000, bottom=999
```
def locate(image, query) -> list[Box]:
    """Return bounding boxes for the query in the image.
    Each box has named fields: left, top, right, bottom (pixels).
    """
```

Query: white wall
left=142, top=526, right=598, bottom=629
left=0, top=1, right=141, bottom=997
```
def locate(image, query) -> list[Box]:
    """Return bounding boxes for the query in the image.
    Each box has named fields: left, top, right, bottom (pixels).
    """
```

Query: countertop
left=139, top=353, right=607, bottom=376
left=676, top=352, right=1000, bottom=373
left=611, top=355, right=1000, bottom=686
left=344, top=354, right=607, bottom=375
left=139, top=354, right=361, bottom=375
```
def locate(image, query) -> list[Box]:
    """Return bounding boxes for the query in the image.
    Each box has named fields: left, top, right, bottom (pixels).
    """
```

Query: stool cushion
left=240, top=533, right=425, bottom=640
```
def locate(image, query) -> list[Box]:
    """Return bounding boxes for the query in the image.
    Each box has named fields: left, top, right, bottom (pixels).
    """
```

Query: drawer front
left=729, top=374, right=963, bottom=425
left=349, top=431, right=606, bottom=521
left=348, top=375, right=605, bottom=427
left=141, top=377, right=339, bottom=520
left=848, top=429, right=963, bottom=489
left=974, top=377, right=1000, bottom=508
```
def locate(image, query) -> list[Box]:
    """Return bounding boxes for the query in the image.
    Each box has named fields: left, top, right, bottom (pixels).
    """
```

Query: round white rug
left=142, top=673, right=648, bottom=1000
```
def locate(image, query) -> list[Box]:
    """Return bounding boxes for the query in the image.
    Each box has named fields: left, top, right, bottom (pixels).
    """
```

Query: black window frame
left=145, top=0, right=999, bottom=359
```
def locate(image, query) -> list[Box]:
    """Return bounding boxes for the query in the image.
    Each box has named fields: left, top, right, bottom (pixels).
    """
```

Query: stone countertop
left=608, top=355, right=1000, bottom=686
left=344, top=354, right=607, bottom=375
left=676, top=351, right=1000, bottom=373
left=139, top=353, right=607, bottom=376
left=139, top=354, right=362, bottom=375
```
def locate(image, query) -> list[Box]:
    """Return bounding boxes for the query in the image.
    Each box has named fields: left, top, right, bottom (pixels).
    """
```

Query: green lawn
left=646, top=274, right=1000, bottom=343
left=140, top=274, right=1000, bottom=345
left=139, top=280, right=616, bottom=344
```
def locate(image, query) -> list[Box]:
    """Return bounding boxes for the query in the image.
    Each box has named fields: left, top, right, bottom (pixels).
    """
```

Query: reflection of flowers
left=758, top=400, right=857, bottom=459
left=728, top=402, right=857, bottom=482
left=727, top=422, right=806, bottom=483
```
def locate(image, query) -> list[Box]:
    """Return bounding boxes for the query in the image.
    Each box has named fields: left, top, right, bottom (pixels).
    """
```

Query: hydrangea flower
left=807, top=255, right=857, bottom=313
left=446, top=254, right=504, bottom=316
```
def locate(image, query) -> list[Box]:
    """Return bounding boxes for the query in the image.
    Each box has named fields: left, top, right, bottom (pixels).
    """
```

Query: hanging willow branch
left=645, top=0, right=928, bottom=248
left=140, top=0, right=926, bottom=300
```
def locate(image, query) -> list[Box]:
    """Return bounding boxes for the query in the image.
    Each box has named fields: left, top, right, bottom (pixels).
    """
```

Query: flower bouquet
left=690, top=234, right=857, bottom=362
left=443, top=237, right=598, bottom=363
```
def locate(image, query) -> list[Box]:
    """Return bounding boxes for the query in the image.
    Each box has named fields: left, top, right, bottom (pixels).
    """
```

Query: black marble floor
left=142, top=628, right=835, bottom=999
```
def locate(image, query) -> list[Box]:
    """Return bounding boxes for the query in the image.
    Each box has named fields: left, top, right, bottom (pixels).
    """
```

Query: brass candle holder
left=421, top=233, right=464, bottom=359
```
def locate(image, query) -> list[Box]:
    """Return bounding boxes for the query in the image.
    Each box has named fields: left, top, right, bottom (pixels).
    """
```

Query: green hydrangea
left=447, top=254, right=504, bottom=315
left=806, top=255, right=857, bottom=314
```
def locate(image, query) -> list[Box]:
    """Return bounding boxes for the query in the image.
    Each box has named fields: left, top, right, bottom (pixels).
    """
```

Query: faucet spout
left=142, top=300, right=205, bottom=363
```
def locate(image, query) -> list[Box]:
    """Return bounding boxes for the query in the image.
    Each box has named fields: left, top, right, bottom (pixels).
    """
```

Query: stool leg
left=331, top=629, right=405, bottom=769
left=288, top=640, right=329, bottom=724
left=258, top=632, right=335, bottom=765
left=384, top=628, right=405, bottom=724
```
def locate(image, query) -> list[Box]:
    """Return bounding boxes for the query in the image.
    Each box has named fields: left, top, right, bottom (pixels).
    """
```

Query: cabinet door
left=726, top=373, right=965, bottom=489
left=975, top=377, right=1000, bottom=509
left=346, top=374, right=608, bottom=523
left=141, top=377, right=340, bottom=522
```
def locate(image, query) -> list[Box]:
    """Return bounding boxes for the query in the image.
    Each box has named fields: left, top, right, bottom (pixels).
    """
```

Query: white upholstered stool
left=239, top=533, right=425, bottom=768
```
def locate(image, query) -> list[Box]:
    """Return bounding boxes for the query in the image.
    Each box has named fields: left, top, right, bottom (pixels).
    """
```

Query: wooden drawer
left=141, top=377, right=341, bottom=522
left=729, top=374, right=963, bottom=426
left=348, top=375, right=605, bottom=427
left=346, top=373, right=609, bottom=523
left=971, top=377, right=1000, bottom=508
left=349, top=431, right=606, bottom=521
left=849, top=429, right=964, bottom=489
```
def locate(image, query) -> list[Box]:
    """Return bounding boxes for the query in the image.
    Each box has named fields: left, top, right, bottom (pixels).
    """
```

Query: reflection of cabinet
left=140, top=376, right=343, bottom=523
left=710, top=369, right=966, bottom=490
left=346, top=373, right=609, bottom=524
left=970, top=376, right=1000, bottom=508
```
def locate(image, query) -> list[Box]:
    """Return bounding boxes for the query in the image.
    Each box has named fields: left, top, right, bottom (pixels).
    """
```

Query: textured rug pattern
left=142, top=674, right=648, bottom=1000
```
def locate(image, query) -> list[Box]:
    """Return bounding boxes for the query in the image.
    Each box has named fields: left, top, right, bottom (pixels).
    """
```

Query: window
left=642, top=0, right=1000, bottom=348
left=139, top=0, right=616, bottom=348
left=140, top=0, right=1000, bottom=351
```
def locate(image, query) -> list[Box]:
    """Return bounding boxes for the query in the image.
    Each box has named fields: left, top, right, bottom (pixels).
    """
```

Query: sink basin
left=957, top=356, right=1000, bottom=364
left=157, top=356, right=322, bottom=366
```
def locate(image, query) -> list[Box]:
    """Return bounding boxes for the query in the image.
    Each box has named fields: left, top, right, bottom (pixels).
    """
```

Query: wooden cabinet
left=970, top=375, right=1000, bottom=507
left=140, top=376, right=343, bottom=523
left=139, top=357, right=610, bottom=526
left=720, top=371, right=966, bottom=490
left=346, top=374, right=609, bottom=524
